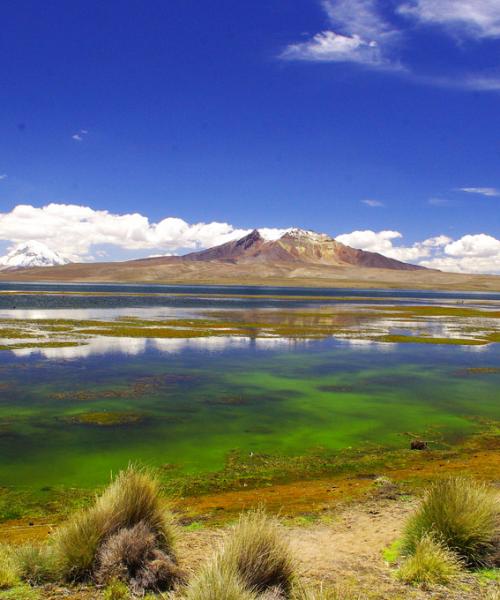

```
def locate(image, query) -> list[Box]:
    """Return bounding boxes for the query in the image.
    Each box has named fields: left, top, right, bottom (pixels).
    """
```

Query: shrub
left=220, top=509, right=295, bottom=595
left=402, top=477, right=499, bottom=566
left=183, top=554, right=258, bottom=600
left=0, top=546, right=18, bottom=590
left=13, top=543, right=58, bottom=585
left=397, top=534, right=462, bottom=586
left=103, top=579, right=131, bottom=600
left=95, top=520, right=183, bottom=593
left=53, top=465, right=177, bottom=581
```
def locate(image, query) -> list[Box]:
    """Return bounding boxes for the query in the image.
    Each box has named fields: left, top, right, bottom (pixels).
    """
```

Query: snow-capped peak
left=282, top=228, right=331, bottom=241
left=0, top=241, right=70, bottom=270
left=257, top=227, right=331, bottom=242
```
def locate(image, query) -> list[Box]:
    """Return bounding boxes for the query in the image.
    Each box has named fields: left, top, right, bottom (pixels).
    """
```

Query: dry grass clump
left=183, top=509, right=294, bottom=600
left=13, top=543, right=58, bottom=585
left=183, top=553, right=258, bottom=600
left=402, top=477, right=499, bottom=566
left=95, top=520, right=183, bottom=593
left=397, top=534, right=462, bottom=586
left=52, top=465, right=177, bottom=584
left=222, top=509, right=295, bottom=595
left=0, top=545, right=19, bottom=590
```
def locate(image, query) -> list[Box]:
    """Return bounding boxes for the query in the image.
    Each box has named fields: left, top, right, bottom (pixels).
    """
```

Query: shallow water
left=0, top=283, right=499, bottom=490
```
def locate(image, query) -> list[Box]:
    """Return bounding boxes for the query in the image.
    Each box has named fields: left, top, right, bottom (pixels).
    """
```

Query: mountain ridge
left=2, top=228, right=499, bottom=291
left=132, top=228, right=425, bottom=271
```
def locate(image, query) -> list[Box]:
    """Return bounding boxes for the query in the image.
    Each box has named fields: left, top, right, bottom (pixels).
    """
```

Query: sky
left=0, top=0, right=499, bottom=273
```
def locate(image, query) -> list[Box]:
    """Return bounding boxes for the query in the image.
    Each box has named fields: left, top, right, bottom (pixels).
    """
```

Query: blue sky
left=0, top=0, right=499, bottom=272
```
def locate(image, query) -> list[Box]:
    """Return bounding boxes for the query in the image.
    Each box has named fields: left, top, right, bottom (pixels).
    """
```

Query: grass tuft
left=402, top=477, right=499, bottom=566
left=13, top=543, right=58, bottom=585
left=53, top=465, right=176, bottom=581
left=0, top=546, right=19, bottom=590
left=397, top=533, right=462, bottom=586
left=221, top=509, right=295, bottom=595
left=183, top=553, right=258, bottom=600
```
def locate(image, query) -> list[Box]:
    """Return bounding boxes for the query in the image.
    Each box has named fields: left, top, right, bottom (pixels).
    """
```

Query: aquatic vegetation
left=402, top=477, right=499, bottom=566
left=0, top=299, right=499, bottom=351
left=397, top=534, right=462, bottom=586
left=53, top=466, right=177, bottom=581
left=61, top=411, right=144, bottom=426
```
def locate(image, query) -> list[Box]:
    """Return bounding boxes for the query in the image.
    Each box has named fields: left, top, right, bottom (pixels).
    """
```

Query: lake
left=0, top=283, right=499, bottom=491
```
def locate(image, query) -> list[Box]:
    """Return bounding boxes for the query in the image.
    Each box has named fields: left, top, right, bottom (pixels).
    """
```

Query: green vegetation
left=402, top=477, right=499, bottom=566
left=0, top=584, right=41, bottom=599
left=397, top=534, right=462, bottom=586
left=103, top=578, right=131, bottom=600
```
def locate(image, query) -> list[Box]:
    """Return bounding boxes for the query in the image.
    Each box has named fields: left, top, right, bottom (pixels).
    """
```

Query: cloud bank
left=337, top=229, right=500, bottom=273
left=0, top=203, right=256, bottom=262
left=0, top=203, right=498, bottom=274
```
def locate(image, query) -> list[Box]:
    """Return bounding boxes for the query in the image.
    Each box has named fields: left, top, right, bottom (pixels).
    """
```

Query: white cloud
left=72, top=129, right=88, bottom=142
left=422, top=235, right=452, bottom=247
left=428, top=197, right=449, bottom=206
left=281, top=0, right=400, bottom=68
left=362, top=198, right=384, bottom=207
left=0, top=174, right=7, bottom=181
left=281, top=0, right=500, bottom=91
left=400, top=0, right=500, bottom=38
left=0, top=203, right=248, bottom=261
left=458, top=187, right=500, bottom=197
left=282, top=31, right=385, bottom=65
left=0, top=203, right=289, bottom=262
left=445, top=233, right=500, bottom=257
left=337, top=229, right=500, bottom=273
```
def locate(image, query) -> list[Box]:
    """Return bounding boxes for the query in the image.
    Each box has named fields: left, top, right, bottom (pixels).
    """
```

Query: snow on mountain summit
left=258, top=227, right=331, bottom=242
left=0, top=241, right=70, bottom=270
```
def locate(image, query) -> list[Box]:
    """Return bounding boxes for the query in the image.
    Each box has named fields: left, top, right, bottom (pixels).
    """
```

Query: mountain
left=2, top=227, right=499, bottom=291
left=0, top=241, right=69, bottom=270
left=177, top=228, right=424, bottom=271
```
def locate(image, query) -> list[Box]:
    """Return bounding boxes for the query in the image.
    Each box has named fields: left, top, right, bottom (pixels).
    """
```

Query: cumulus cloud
left=336, top=229, right=500, bottom=273
left=400, top=0, right=500, bottom=39
left=458, top=187, right=500, bottom=197
left=0, top=203, right=264, bottom=261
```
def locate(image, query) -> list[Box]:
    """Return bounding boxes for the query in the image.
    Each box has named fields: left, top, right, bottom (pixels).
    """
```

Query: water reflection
left=11, top=334, right=306, bottom=359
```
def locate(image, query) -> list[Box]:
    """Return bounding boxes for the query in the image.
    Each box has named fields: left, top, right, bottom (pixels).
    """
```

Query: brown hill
left=135, top=228, right=425, bottom=271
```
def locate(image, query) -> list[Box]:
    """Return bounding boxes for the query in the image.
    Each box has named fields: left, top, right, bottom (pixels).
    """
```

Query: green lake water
left=0, top=284, right=499, bottom=491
